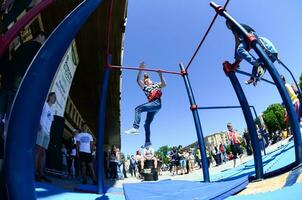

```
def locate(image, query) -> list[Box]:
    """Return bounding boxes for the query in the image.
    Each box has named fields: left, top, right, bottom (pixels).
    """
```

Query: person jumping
left=226, top=20, right=278, bottom=86
left=125, top=62, right=166, bottom=148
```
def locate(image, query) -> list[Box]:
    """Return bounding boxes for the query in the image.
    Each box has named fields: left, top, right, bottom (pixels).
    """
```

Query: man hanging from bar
left=226, top=20, right=278, bottom=86
left=125, top=62, right=166, bottom=148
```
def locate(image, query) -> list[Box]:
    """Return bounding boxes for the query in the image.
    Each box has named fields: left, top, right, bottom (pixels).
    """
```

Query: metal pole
left=236, top=69, right=275, bottom=85
left=179, top=63, right=210, bottom=182
left=96, top=56, right=111, bottom=194
left=4, top=1, right=102, bottom=199
left=224, top=64, right=263, bottom=179
left=252, top=42, right=302, bottom=163
left=197, top=105, right=258, bottom=118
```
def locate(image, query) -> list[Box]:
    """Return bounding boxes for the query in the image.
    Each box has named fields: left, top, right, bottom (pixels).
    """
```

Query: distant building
left=185, top=130, right=241, bottom=150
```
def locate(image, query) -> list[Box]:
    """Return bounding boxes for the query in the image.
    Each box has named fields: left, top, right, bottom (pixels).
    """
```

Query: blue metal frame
left=252, top=42, right=302, bottom=163
left=226, top=70, right=263, bottom=179
left=96, top=55, right=111, bottom=194
left=210, top=0, right=302, bottom=168
left=197, top=105, right=258, bottom=119
left=236, top=69, right=275, bottom=86
left=179, top=63, right=210, bottom=182
left=4, top=1, right=102, bottom=199
left=198, top=105, right=266, bottom=155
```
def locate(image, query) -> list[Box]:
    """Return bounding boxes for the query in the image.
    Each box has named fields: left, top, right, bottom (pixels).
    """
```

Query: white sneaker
left=125, top=128, right=139, bottom=135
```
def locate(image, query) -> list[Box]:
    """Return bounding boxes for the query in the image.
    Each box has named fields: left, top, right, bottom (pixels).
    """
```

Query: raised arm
left=137, top=62, right=145, bottom=89
left=158, top=71, right=166, bottom=88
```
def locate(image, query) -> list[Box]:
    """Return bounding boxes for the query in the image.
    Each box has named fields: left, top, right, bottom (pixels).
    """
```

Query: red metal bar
left=109, top=64, right=183, bottom=75
left=0, top=0, right=56, bottom=58
left=185, top=0, right=230, bottom=71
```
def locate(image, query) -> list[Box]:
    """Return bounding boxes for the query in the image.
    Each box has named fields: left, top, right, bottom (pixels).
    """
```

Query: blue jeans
left=237, top=41, right=277, bottom=79
left=133, top=99, right=161, bottom=143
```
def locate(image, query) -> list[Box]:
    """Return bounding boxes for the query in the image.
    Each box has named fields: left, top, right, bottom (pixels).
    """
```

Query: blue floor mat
left=210, top=141, right=295, bottom=182
left=36, top=182, right=125, bottom=200
left=123, top=176, right=248, bottom=200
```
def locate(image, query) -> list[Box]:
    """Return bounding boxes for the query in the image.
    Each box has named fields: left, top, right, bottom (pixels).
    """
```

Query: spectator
left=157, top=156, right=163, bottom=176
left=169, top=146, right=178, bottom=176
left=219, top=143, right=227, bottom=163
left=178, top=148, right=187, bottom=175
left=281, top=75, right=300, bottom=122
left=69, top=129, right=78, bottom=178
left=243, top=128, right=253, bottom=155
left=188, top=150, right=195, bottom=172
left=35, top=92, right=56, bottom=182
left=195, top=148, right=201, bottom=169
left=116, top=148, right=125, bottom=180
left=135, top=150, right=143, bottom=179
left=129, top=155, right=137, bottom=177
left=141, top=146, right=157, bottom=170
left=61, top=144, right=68, bottom=174
left=109, top=145, right=118, bottom=180
left=76, top=122, right=97, bottom=185
left=226, top=122, right=243, bottom=167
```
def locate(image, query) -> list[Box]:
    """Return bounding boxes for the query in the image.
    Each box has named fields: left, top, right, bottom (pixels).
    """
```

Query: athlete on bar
left=125, top=62, right=166, bottom=148
left=226, top=20, right=278, bottom=86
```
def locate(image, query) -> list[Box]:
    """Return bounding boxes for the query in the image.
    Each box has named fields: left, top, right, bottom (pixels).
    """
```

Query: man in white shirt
left=35, top=92, right=56, bottom=182
left=76, top=122, right=97, bottom=184
left=141, top=146, right=157, bottom=170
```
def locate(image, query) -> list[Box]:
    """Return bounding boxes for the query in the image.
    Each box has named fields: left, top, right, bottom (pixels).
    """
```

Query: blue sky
left=120, top=0, right=302, bottom=155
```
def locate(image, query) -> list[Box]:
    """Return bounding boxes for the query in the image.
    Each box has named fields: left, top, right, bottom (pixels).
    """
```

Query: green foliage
left=155, top=145, right=171, bottom=165
left=226, top=144, right=232, bottom=154
left=263, top=103, right=285, bottom=133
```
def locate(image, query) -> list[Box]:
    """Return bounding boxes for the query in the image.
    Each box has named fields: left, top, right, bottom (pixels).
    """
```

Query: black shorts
left=79, top=152, right=93, bottom=163
left=231, top=144, right=242, bottom=159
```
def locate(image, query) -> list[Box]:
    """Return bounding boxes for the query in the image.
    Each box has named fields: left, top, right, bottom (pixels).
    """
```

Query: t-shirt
left=143, top=147, right=154, bottom=159
left=76, top=132, right=93, bottom=153
left=40, top=102, right=55, bottom=134
left=143, top=83, right=162, bottom=98
left=227, top=130, right=240, bottom=145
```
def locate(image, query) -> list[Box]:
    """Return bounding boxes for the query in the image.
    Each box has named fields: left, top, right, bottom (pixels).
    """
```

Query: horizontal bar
left=197, top=105, right=258, bottom=118
left=109, top=64, right=183, bottom=75
left=198, top=105, right=247, bottom=110
left=236, top=69, right=275, bottom=85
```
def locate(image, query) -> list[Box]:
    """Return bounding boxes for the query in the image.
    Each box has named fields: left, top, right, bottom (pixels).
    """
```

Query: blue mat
left=123, top=176, right=248, bottom=200
left=74, top=184, right=123, bottom=194
left=211, top=141, right=295, bottom=182
left=36, top=182, right=125, bottom=200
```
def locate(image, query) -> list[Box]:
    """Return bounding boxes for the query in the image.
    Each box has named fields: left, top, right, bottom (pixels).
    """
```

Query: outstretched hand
left=139, top=61, right=145, bottom=69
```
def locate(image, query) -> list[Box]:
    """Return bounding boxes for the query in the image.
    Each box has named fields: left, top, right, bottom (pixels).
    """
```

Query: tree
left=155, top=145, right=171, bottom=165
left=262, top=103, right=286, bottom=134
